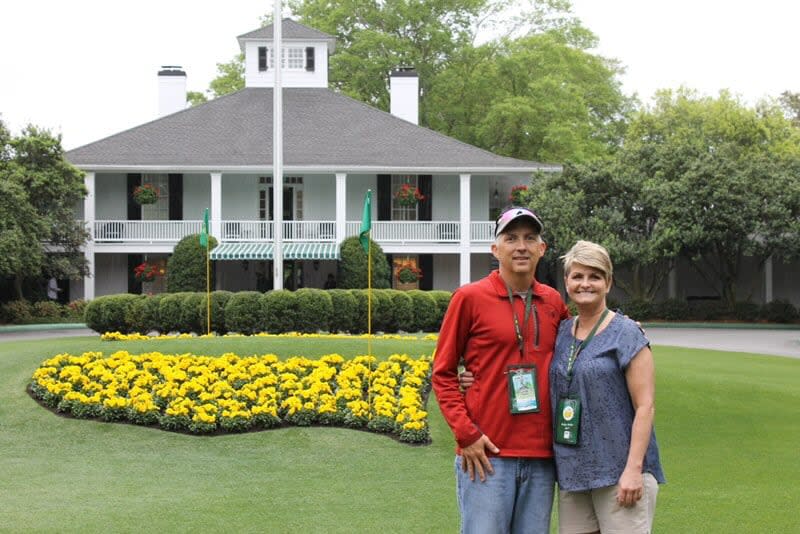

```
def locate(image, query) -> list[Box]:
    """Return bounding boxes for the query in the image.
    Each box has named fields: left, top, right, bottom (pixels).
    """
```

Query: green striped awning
left=284, top=242, right=340, bottom=260
left=209, top=242, right=339, bottom=261
left=210, top=242, right=274, bottom=260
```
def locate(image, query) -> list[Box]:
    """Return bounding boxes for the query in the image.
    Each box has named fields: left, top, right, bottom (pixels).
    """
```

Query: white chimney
left=390, top=67, right=419, bottom=125
left=157, top=66, right=187, bottom=117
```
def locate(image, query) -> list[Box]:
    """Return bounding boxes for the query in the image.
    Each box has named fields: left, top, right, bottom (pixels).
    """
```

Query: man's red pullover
left=432, top=270, right=569, bottom=458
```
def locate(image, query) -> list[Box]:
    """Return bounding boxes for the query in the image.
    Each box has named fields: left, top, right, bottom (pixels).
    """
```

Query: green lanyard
left=506, top=285, right=533, bottom=357
left=566, top=308, right=610, bottom=385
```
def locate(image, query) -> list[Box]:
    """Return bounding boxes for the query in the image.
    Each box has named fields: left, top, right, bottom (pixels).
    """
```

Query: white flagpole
left=272, top=0, right=284, bottom=290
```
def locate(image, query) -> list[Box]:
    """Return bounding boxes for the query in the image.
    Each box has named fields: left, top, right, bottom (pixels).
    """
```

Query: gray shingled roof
left=66, top=87, right=553, bottom=172
left=237, top=18, right=336, bottom=42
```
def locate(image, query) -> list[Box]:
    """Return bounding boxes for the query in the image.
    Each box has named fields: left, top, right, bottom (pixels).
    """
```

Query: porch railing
left=92, top=220, right=495, bottom=244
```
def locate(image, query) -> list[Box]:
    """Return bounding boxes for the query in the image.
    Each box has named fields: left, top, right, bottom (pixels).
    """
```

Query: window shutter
left=127, top=173, right=141, bottom=221
left=259, top=46, right=268, bottom=72
left=168, top=174, right=183, bottom=220
left=305, top=47, right=315, bottom=71
left=418, top=175, right=432, bottom=221
left=377, top=175, right=391, bottom=220
left=419, top=254, right=433, bottom=290
left=128, top=253, right=143, bottom=294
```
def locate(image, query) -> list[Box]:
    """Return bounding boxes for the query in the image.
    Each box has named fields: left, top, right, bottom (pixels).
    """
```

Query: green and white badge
left=555, top=397, right=581, bottom=445
left=507, top=364, right=539, bottom=414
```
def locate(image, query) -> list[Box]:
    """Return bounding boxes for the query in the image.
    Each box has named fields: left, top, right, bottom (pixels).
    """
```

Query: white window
left=141, top=174, right=169, bottom=221
left=391, top=174, right=420, bottom=221
left=268, top=46, right=306, bottom=70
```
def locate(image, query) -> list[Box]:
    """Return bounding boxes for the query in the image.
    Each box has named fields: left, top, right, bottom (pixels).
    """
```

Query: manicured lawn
left=1, top=335, right=799, bottom=532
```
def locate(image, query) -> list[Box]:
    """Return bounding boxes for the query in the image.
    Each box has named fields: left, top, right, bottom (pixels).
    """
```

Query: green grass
left=1, top=336, right=799, bottom=532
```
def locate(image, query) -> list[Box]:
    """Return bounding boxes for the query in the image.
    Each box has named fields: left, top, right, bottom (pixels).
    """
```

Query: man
left=432, top=207, right=569, bottom=534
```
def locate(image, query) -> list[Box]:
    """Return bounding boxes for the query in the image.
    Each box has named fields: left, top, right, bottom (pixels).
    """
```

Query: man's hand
left=461, top=434, right=500, bottom=482
left=458, top=370, right=475, bottom=390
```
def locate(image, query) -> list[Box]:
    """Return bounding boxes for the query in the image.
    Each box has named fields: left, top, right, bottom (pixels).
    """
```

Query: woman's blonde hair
left=561, top=240, right=613, bottom=282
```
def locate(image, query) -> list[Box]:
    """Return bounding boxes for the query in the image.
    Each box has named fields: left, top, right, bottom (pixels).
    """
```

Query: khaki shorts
left=558, top=472, right=659, bottom=534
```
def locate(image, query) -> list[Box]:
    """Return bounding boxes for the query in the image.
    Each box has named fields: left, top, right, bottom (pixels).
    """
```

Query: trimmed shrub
left=387, top=291, right=414, bottom=333
left=224, top=292, right=264, bottom=334
left=294, top=288, right=333, bottom=333
left=655, top=298, right=690, bottom=321
left=732, top=300, right=761, bottom=322
left=262, top=290, right=298, bottom=333
left=126, top=295, right=163, bottom=334
left=688, top=299, right=728, bottom=321
left=1, top=299, right=33, bottom=323
left=338, top=236, right=391, bottom=289
left=158, top=293, right=192, bottom=334
left=32, top=300, right=63, bottom=319
left=407, top=290, right=438, bottom=332
left=67, top=299, right=88, bottom=320
left=618, top=299, right=654, bottom=321
left=761, top=299, right=799, bottom=324
left=348, top=289, right=369, bottom=333
left=179, top=293, right=204, bottom=334
left=428, top=290, right=453, bottom=330
left=371, top=290, right=394, bottom=332
left=197, top=291, right=233, bottom=335
left=166, top=234, right=218, bottom=292
left=327, top=289, right=358, bottom=333
left=84, top=294, right=139, bottom=333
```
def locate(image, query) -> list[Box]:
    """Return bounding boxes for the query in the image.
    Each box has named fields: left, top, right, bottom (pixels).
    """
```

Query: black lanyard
left=566, top=308, right=610, bottom=386
left=506, top=285, right=534, bottom=357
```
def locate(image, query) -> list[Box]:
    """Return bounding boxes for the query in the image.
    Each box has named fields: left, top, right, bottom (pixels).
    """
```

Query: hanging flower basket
left=394, top=183, right=425, bottom=207
left=509, top=184, right=528, bottom=204
left=134, top=262, right=165, bottom=283
left=133, top=183, right=159, bottom=205
left=396, top=260, right=423, bottom=284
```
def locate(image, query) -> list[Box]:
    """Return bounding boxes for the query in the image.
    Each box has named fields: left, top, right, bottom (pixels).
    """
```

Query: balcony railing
left=92, top=220, right=495, bottom=244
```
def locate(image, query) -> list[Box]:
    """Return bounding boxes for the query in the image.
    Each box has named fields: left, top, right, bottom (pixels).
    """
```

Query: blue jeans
left=455, top=456, right=555, bottom=534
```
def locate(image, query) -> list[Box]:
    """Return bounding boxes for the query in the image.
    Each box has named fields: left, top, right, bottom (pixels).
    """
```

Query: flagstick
left=367, top=236, right=372, bottom=420
left=206, top=244, right=211, bottom=335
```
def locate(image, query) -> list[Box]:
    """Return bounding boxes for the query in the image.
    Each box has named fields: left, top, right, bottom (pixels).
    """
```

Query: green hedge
left=83, top=289, right=454, bottom=335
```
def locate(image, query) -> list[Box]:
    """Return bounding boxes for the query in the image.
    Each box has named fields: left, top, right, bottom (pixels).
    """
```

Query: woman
left=550, top=240, right=665, bottom=533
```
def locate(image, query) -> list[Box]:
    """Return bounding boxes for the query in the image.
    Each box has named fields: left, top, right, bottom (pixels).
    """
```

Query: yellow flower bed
left=29, top=351, right=432, bottom=444
left=100, top=332, right=439, bottom=342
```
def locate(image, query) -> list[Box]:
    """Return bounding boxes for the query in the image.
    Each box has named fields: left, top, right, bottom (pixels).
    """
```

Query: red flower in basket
left=133, top=183, right=159, bottom=205
left=134, top=262, right=165, bottom=282
left=394, top=183, right=425, bottom=207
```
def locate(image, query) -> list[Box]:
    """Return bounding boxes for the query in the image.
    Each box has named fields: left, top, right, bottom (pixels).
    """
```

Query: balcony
left=92, top=220, right=495, bottom=246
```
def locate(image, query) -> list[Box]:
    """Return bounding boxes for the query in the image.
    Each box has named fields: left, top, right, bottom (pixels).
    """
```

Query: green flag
left=199, top=208, right=209, bottom=247
left=359, top=190, right=372, bottom=252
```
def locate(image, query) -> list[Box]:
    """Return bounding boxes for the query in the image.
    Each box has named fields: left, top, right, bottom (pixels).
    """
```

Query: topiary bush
left=179, top=292, right=204, bottom=334
left=348, top=289, right=369, bottom=333
left=84, top=294, right=139, bottom=333
left=158, top=293, right=192, bottom=333
left=224, top=292, right=264, bottom=334
left=294, top=288, right=333, bottom=333
left=261, top=290, right=298, bottom=333
left=387, top=291, right=414, bottom=333
left=761, top=299, right=799, bottom=323
left=166, top=234, right=218, bottom=292
left=407, top=290, right=438, bottom=332
left=370, top=290, right=394, bottom=333
left=338, top=236, right=391, bottom=289
left=125, top=295, right=163, bottom=334
left=327, top=289, right=358, bottom=333
left=197, top=291, right=232, bottom=335
left=655, top=298, right=690, bottom=321
left=428, top=290, right=453, bottom=331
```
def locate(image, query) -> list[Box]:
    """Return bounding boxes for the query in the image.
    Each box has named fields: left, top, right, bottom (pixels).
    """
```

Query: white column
left=210, top=172, right=222, bottom=239
left=272, top=0, right=284, bottom=291
left=83, top=172, right=96, bottom=301
left=668, top=266, right=677, bottom=299
left=459, top=173, right=471, bottom=286
left=335, top=173, right=347, bottom=245
left=765, top=255, right=773, bottom=303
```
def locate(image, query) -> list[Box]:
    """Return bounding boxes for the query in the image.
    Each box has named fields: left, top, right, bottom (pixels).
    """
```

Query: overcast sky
left=1, top=0, right=798, bottom=150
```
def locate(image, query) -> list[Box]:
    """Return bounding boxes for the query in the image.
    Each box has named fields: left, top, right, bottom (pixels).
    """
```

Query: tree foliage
left=0, top=120, right=88, bottom=298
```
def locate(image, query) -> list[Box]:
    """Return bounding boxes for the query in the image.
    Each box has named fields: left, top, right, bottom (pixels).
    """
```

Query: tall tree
left=778, top=91, right=800, bottom=127
left=0, top=120, right=89, bottom=299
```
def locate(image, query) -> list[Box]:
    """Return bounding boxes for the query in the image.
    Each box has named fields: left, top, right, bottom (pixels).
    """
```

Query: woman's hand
left=616, top=467, right=644, bottom=507
left=458, top=370, right=475, bottom=390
